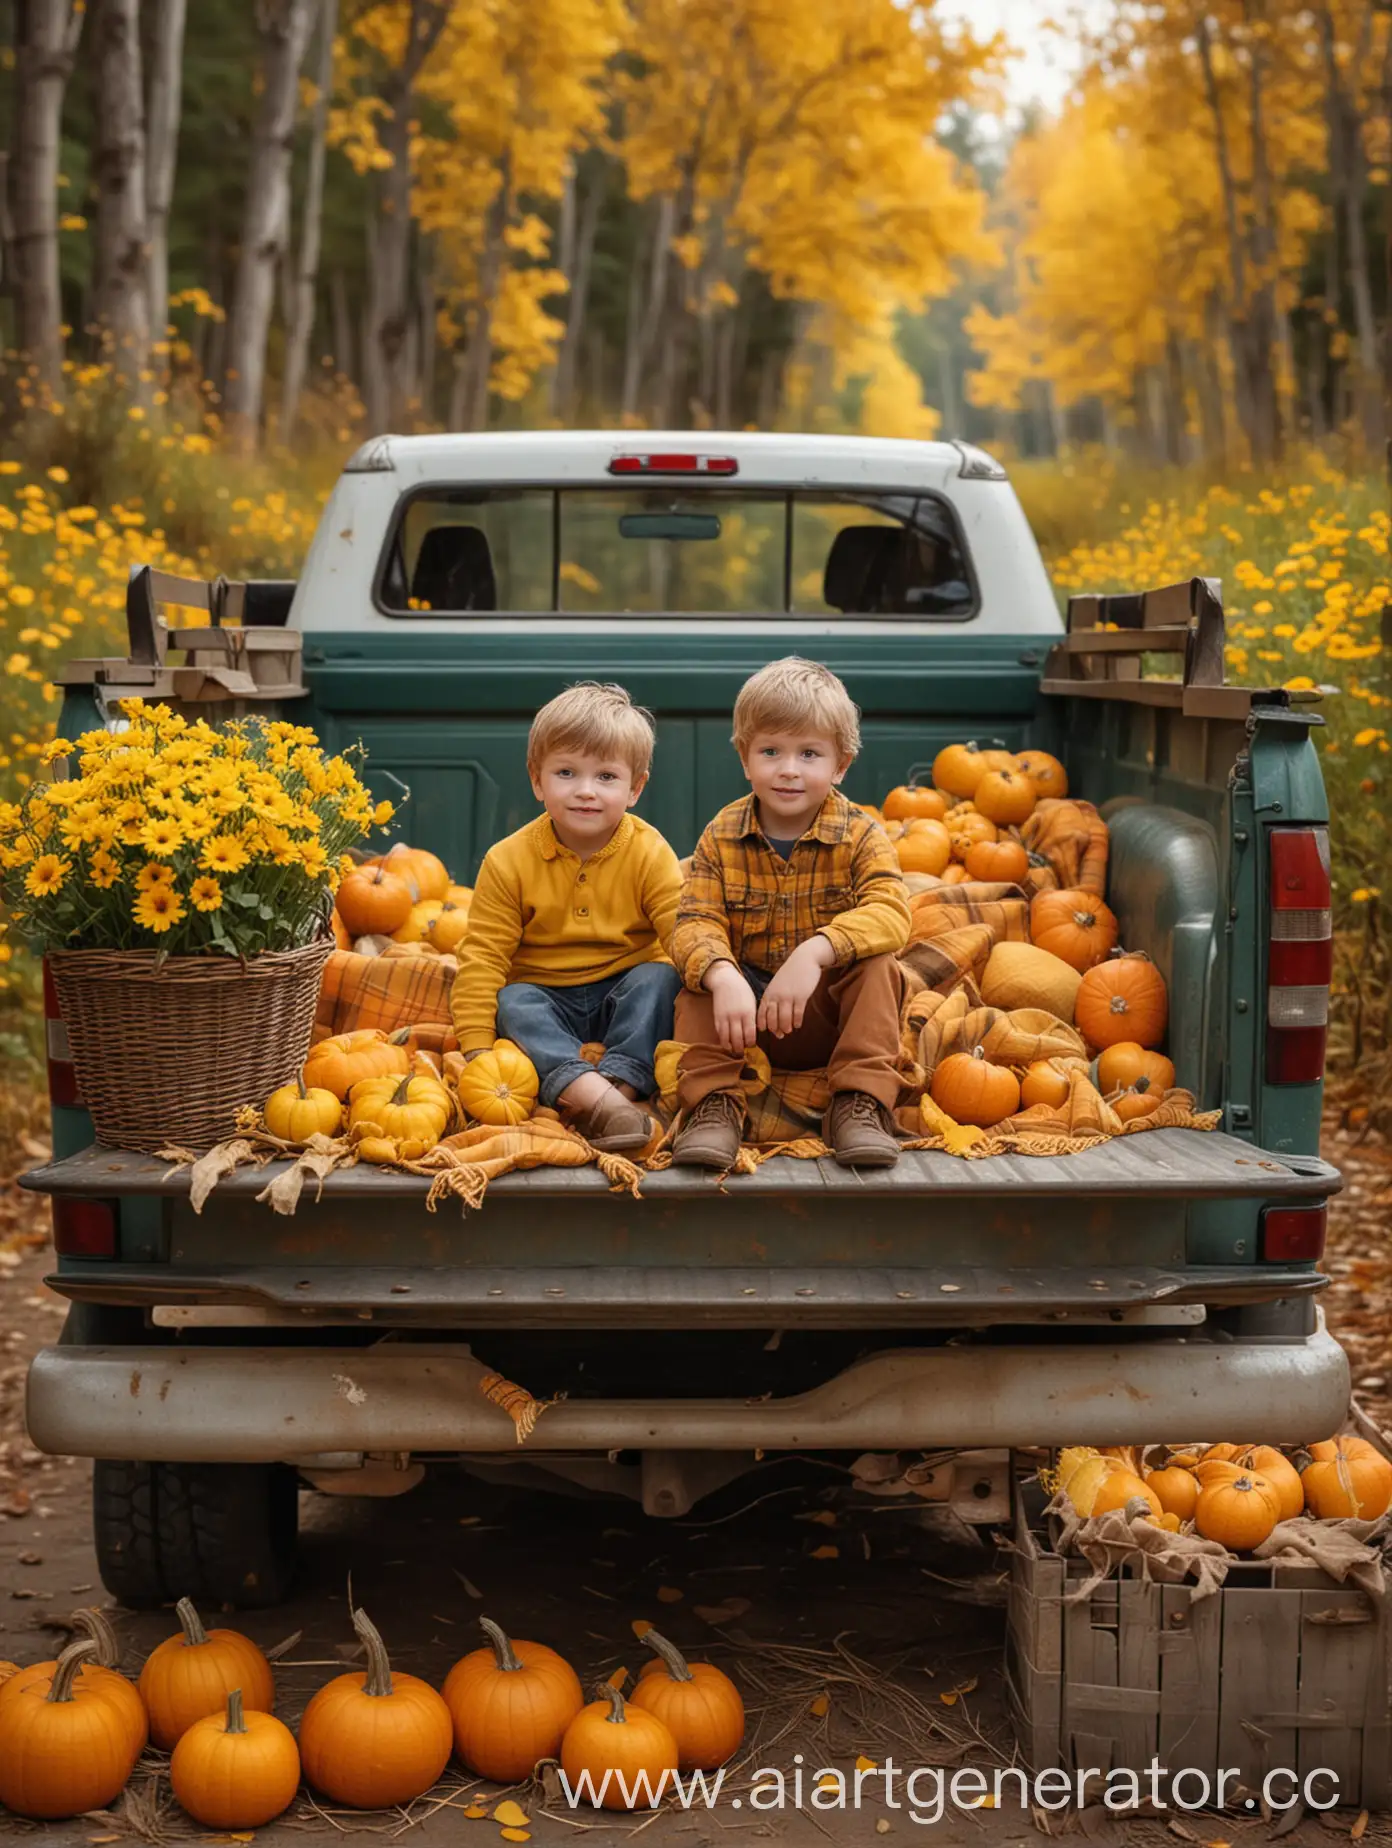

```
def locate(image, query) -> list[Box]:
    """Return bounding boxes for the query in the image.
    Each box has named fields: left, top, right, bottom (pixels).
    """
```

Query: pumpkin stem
left=70, top=1607, right=120, bottom=1668
left=599, top=1681, right=629, bottom=1724
left=176, top=1597, right=209, bottom=1647
left=224, top=1687, right=248, bottom=1734
left=353, top=1608, right=394, bottom=1698
left=389, top=1026, right=413, bottom=1046
left=295, top=1067, right=308, bottom=1102
left=641, top=1628, right=695, bottom=1684
left=479, top=1616, right=523, bottom=1673
left=389, top=1070, right=414, bottom=1107
left=45, top=1637, right=99, bottom=1704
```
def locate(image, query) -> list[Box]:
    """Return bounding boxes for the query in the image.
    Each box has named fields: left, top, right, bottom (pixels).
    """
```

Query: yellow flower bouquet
left=0, top=699, right=391, bottom=957
left=0, top=699, right=395, bottom=1152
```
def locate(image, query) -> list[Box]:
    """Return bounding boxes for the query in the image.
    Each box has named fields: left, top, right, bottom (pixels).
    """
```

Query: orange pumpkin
left=1232, top=1446, right=1304, bottom=1522
left=930, top=1048, right=1020, bottom=1128
left=932, top=744, right=988, bottom=800
left=170, top=1688, right=301, bottom=1830
left=302, top=1028, right=411, bottom=1102
left=1029, top=889, right=1119, bottom=973
left=1145, top=1466, right=1200, bottom=1521
left=0, top=1639, right=138, bottom=1820
left=330, top=908, right=353, bottom=951
left=392, top=899, right=443, bottom=945
left=443, top=1617, right=584, bottom=1783
left=1014, top=750, right=1069, bottom=800
left=335, top=863, right=414, bottom=937
left=627, top=1630, right=744, bottom=1772
left=949, top=815, right=999, bottom=860
left=964, top=838, right=1029, bottom=884
left=1194, top=1472, right=1281, bottom=1550
left=298, top=1610, right=452, bottom=1809
left=138, top=1599, right=275, bottom=1752
left=1114, top=1085, right=1163, bottom=1123
left=1096, top=1042, right=1175, bottom=1094
left=1302, top=1437, right=1392, bottom=1519
left=973, top=767, right=1037, bottom=827
left=560, top=1683, right=679, bottom=1812
left=1020, top=1060, right=1071, bottom=1109
left=937, top=865, right=971, bottom=885
left=0, top=1610, right=146, bottom=1764
left=370, top=845, right=451, bottom=903
left=1091, top=1471, right=1162, bottom=1519
left=895, top=819, right=952, bottom=877
left=425, top=901, right=471, bottom=955
left=882, top=785, right=947, bottom=823
left=1075, top=951, right=1169, bottom=1050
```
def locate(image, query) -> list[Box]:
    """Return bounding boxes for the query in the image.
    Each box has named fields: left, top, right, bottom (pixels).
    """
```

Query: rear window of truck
left=375, top=488, right=977, bottom=619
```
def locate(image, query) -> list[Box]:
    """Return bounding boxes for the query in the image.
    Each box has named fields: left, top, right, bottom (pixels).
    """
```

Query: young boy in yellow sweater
left=670, top=657, right=911, bottom=1170
left=450, top=683, right=682, bottom=1153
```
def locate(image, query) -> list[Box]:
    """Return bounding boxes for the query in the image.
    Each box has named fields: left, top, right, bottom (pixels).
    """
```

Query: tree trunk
left=90, top=0, right=152, bottom=394
left=1240, top=1, right=1283, bottom=461
left=1320, top=2, right=1384, bottom=451
left=142, top=0, right=186, bottom=353
left=223, top=0, right=317, bottom=445
left=280, top=0, right=338, bottom=444
left=549, top=162, right=605, bottom=420
left=622, top=193, right=675, bottom=421
left=330, top=266, right=353, bottom=380
left=364, top=0, right=449, bottom=433
left=454, top=158, right=512, bottom=433
left=6, top=1, right=84, bottom=399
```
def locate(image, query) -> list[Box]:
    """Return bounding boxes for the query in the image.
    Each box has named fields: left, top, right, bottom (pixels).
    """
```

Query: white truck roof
left=294, top=430, right=1064, bottom=637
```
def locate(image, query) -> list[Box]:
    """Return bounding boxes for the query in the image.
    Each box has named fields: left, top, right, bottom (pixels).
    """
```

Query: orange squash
left=964, top=838, right=1029, bottom=884
left=335, top=863, right=414, bottom=937
left=932, top=744, right=988, bottom=800
left=138, top=1599, right=274, bottom=1753
left=298, top=1610, right=452, bottom=1809
left=1092, top=1471, right=1162, bottom=1519
left=973, top=767, right=1036, bottom=827
left=170, top=1688, right=301, bottom=1830
left=895, top=819, right=952, bottom=876
left=1114, top=1085, right=1163, bottom=1123
left=949, top=814, right=998, bottom=860
left=1029, top=889, right=1119, bottom=973
left=0, top=1639, right=138, bottom=1820
left=1232, top=1446, right=1304, bottom=1523
left=1194, top=1472, right=1281, bottom=1551
left=882, top=785, right=947, bottom=823
left=627, top=1630, right=744, bottom=1772
left=1096, top=1042, right=1175, bottom=1094
left=560, top=1683, right=679, bottom=1812
left=1075, top=951, right=1169, bottom=1050
left=930, top=1047, right=1020, bottom=1128
left=426, top=901, right=471, bottom=955
left=442, top=1617, right=583, bottom=1783
left=0, top=1610, right=147, bottom=1765
left=1145, top=1465, right=1200, bottom=1521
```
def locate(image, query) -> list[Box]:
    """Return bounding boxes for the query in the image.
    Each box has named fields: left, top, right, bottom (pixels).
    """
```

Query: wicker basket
left=47, top=934, right=335, bottom=1152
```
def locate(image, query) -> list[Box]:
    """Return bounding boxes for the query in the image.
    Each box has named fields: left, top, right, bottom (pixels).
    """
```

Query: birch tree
left=143, top=0, right=187, bottom=352
left=5, top=0, right=85, bottom=399
left=91, top=0, right=152, bottom=394
left=223, top=0, right=319, bottom=444
left=280, top=0, right=339, bottom=443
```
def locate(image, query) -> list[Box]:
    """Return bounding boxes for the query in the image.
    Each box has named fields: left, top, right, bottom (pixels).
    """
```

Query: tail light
left=53, top=1197, right=117, bottom=1258
left=607, top=454, right=738, bottom=476
left=42, top=959, right=83, bottom=1107
left=1265, top=827, right=1331, bottom=1085
left=1260, top=1204, right=1327, bottom=1262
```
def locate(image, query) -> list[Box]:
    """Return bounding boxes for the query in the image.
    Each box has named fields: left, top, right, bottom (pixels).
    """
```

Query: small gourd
left=298, top=1609, right=452, bottom=1810
left=443, top=1616, right=584, bottom=1783
left=456, top=1038, right=540, bottom=1127
left=980, top=941, right=1082, bottom=1020
left=0, top=1639, right=138, bottom=1819
left=627, top=1629, right=744, bottom=1771
left=560, top=1681, right=679, bottom=1811
left=138, top=1598, right=275, bottom=1752
left=348, top=1069, right=454, bottom=1161
left=263, top=1070, right=343, bottom=1144
left=170, top=1687, right=301, bottom=1829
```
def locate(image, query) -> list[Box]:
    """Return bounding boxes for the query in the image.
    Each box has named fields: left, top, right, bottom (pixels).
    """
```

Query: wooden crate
left=1006, top=1497, right=1392, bottom=1806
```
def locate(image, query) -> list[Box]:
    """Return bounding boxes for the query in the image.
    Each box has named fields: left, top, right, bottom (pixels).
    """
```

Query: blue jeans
left=496, top=962, right=681, bottom=1109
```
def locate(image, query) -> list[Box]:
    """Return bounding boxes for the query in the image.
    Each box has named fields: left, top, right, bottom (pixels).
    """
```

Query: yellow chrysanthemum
left=136, top=861, right=176, bottom=892
left=202, top=834, right=250, bottom=873
left=25, top=852, right=70, bottom=897
left=133, top=886, right=185, bottom=934
left=189, top=876, right=223, bottom=912
left=140, top=816, right=185, bottom=853
left=89, top=849, right=120, bottom=889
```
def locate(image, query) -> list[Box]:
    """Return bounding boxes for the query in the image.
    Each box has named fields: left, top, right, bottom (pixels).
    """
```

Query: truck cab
left=23, top=432, right=1346, bottom=1608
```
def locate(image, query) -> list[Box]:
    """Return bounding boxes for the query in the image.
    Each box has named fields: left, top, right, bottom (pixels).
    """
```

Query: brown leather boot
left=672, top=1090, right=746, bottom=1169
left=569, top=1088, right=656, bottom=1153
left=824, top=1091, right=900, bottom=1168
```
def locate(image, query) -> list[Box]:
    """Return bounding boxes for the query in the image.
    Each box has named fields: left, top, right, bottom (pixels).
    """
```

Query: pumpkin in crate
left=1091, top=1471, right=1162, bottom=1519
left=973, top=766, right=1036, bottom=827
left=263, top=1071, right=343, bottom=1143
left=1302, top=1437, right=1392, bottom=1519
left=1029, top=889, right=1119, bottom=973
left=138, top=1599, right=275, bottom=1752
left=980, top=942, right=1081, bottom=1021
left=0, top=1610, right=146, bottom=1763
left=930, top=1047, right=1020, bottom=1128
left=0, top=1639, right=138, bottom=1820
left=1231, top=1446, right=1303, bottom=1522
left=443, top=1617, right=583, bottom=1782
left=629, top=1630, right=744, bottom=1771
left=336, top=863, right=414, bottom=937
left=964, top=838, right=1029, bottom=884
left=1194, top=1470, right=1281, bottom=1551
left=1097, top=1042, right=1175, bottom=1095
left=895, top=819, right=952, bottom=877
left=348, top=1070, right=455, bottom=1162
left=370, top=845, right=451, bottom=903
left=303, top=1029, right=411, bottom=1101
left=883, top=785, right=946, bottom=823
left=560, top=1682, right=678, bottom=1812
left=1075, top=951, right=1168, bottom=1050
left=1014, top=750, right=1068, bottom=800
left=457, top=1039, right=540, bottom=1126
left=298, top=1610, right=452, bottom=1810
left=170, top=1688, right=301, bottom=1830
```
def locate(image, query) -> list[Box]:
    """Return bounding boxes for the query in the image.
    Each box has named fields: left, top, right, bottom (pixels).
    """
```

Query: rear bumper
left=27, top=1322, right=1350, bottom=1461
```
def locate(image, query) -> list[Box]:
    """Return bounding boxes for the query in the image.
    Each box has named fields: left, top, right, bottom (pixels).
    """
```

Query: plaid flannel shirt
left=672, top=790, right=910, bottom=992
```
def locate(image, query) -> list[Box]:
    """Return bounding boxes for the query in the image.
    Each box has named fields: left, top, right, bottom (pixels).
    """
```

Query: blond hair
left=732, top=657, right=861, bottom=761
left=528, top=682, right=656, bottom=780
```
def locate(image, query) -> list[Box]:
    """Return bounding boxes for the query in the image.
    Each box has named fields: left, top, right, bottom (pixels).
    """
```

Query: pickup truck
left=21, top=431, right=1347, bottom=1608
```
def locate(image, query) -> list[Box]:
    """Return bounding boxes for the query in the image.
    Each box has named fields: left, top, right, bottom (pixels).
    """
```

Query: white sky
left=936, top=0, right=1114, bottom=114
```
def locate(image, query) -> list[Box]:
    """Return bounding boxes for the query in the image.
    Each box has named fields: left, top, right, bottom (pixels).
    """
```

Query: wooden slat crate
left=1006, top=1497, right=1392, bottom=1806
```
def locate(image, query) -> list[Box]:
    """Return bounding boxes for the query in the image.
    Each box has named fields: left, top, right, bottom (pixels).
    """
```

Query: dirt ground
left=2, top=1114, right=1391, bottom=1848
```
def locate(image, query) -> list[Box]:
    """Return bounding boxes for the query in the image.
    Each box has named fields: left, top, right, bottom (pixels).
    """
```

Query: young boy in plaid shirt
left=670, top=657, right=911, bottom=1170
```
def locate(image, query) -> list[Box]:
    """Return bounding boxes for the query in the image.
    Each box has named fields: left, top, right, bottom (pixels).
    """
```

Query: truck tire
left=92, top=1461, right=299, bottom=1609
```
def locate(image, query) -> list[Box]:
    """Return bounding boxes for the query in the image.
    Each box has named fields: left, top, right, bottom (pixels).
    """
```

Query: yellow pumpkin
left=1092, top=1471, right=1162, bottom=1519
left=263, top=1071, right=343, bottom=1144
left=456, top=1039, right=540, bottom=1126
left=392, top=899, right=443, bottom=945
left=426, top=901, right=471, bottom=955
left=979, top=942, right=1082, bottom=1020
left=348, top=1071, right=454, bottom=1160
left=895, top=819, right=952, bottom=877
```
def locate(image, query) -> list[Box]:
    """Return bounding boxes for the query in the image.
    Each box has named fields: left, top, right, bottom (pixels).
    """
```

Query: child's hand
left=758, top=936, right=834, bottom=1038
left=705, top=961, right=759, bottom=1054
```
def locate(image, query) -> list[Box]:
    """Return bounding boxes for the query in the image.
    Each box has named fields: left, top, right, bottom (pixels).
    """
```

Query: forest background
left=0, top=0, right=1389, bottom=1138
